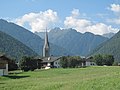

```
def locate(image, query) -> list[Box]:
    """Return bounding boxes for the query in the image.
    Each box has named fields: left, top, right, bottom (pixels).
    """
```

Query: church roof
left=43, top=30, right=49, bottom=48
left=43, top=29, right=50, bottom=57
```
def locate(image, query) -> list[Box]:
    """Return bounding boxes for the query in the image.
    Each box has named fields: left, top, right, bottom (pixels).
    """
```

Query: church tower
left=43, top=29, right=50, bottom=57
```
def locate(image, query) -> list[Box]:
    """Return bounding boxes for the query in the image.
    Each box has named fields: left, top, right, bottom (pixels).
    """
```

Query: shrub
left=19, top=56, right=41, bottom=71
left=8, top=59, right=18, bottom=71
left=60, top=56, right=82, bottom=68
left=93, top=54, right=114, bottom=66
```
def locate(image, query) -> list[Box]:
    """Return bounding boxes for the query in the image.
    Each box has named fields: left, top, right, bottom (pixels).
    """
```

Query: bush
left=8, top=59, right=18, bottom=71
left=93, top=54, right=114, bottom=66
left=60, top=56, right=68, bottom=68
left=103, top=55, right=114, bottom=66
left=112, top=61, right=118, bottom=66
left=93, top=54, right=103, bottom=66
left=60, top=56, right=82, bottom=68
left=19, top=56, right=41, bottom=71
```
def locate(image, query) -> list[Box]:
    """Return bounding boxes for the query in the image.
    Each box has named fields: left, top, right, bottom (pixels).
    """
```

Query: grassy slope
left=0, top=66, right=120, bottom=90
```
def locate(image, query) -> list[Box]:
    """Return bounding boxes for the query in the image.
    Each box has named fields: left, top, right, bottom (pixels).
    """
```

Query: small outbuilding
left=0, top=55, right=9, bottom=76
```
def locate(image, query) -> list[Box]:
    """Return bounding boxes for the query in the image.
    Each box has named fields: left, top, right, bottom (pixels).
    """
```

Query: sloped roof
left=0, top=55, right=9, bottom=63
left=85, top=56, right=94, bottom=62
left=41, top=56, right=61, bottom=63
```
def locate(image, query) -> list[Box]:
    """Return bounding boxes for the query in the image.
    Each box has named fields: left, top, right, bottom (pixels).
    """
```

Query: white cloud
left=64, top=9, right=119, bottom=35
left=64, top=16, right=91, bottom=33
left=71, top=9, right=80, bottom=17
left=109, top=4, right=120, bottom=13
left=15, top=8, right=119, bottom=35
left=16, top=9, right=59, bottom=32
left=107, top=18, right=120, bottom=25
left=86, top=23, right=119, bottom=35
left=107, top=4, right=120, bottom=25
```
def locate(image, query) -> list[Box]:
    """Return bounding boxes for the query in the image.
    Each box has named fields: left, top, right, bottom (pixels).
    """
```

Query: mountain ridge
left=0, top=19, right=70, bottom=56
left=90, top=30, right=120, bottom=61
left=0, top=30, right=37, bottom=60
left=102, top=32, right=115, bottom=38
left=35, top=28, right=108, bottom=56
left=0, top=19, right=43, bottom=55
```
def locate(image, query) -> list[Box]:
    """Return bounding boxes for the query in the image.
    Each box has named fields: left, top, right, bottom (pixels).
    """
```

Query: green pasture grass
left=0, top=66, right=120, bottom=90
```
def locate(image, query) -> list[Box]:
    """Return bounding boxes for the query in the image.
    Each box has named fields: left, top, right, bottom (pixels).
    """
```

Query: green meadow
left=0, top=66, right=120, bottom=90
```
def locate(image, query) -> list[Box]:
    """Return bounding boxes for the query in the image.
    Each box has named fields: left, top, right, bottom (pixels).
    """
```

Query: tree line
left=8, top=54, right=116, bottom=71
left=59, top=56, right=84, bottom=68
left=8, top=56, right=42, bottom=71
left=93, top=54, right=114, bottom=66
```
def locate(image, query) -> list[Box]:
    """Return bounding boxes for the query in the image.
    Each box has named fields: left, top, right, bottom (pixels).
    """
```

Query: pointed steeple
left=43, top=28, right=50, bottom=57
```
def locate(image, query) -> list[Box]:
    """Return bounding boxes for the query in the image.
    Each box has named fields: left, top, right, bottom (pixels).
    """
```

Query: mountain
left=0, top=19, right=43, bottom=55
left=0, top=31, right=37, bottom=60
left=102, top=32, right=115, bottom=38
left=0, top=19, right=69, bottom=56
left=90, top=30, right=120, bottom=61
left=35, top=28, right=108, bottom=56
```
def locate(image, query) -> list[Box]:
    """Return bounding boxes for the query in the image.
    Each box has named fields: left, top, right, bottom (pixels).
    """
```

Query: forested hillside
left=90, top=31, right=120, bottom=61
left=0, top=31, right=37, bottom=60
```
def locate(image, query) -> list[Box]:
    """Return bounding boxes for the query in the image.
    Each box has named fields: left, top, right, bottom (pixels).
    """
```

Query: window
left=0, top=64, right=6, bottom=69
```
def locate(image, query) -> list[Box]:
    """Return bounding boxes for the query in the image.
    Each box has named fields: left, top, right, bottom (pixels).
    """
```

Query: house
left=85, top=57, right=97, bottom=66
left=0, top=55, right=9, bottom=76
left=41, top=56, right=61, bottom=68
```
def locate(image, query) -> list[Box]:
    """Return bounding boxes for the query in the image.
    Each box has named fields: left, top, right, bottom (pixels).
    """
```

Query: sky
left=0, top=0, right=120, bottom=35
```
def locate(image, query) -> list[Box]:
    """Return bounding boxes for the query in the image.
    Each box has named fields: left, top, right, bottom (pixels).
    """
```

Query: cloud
left=71, top=9, right=80, bottom=17
left=86, top=23, right=119, bottom=35
left=108, top=4, right=120, bottom=13
left=64, top=16, right=91, bottom=33
left=16, top=9, right=59, bottom=32
left=107, top=18, right=120, bottom=25
left=107, top=4, right=120, bottom=25
left=15, top=8, right=119, bottom=35
left=64, top=9, right=119, bottom=35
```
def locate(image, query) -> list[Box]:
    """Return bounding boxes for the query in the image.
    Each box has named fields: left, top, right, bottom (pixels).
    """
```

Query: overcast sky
left=0, top=0, right=120, bottom=35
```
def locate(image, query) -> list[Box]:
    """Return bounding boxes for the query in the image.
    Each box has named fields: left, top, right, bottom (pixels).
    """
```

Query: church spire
left=43, top=28, right=50, bottom=57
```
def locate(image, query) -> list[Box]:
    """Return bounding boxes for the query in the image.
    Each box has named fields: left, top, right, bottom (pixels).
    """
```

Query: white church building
left=41, top=29, right=96, bottom=68
left=41, top=30, right=61, bottom=68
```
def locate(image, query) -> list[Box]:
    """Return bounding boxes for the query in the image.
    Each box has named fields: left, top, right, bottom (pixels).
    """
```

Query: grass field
left=0, top=66, right=120, bottom=90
